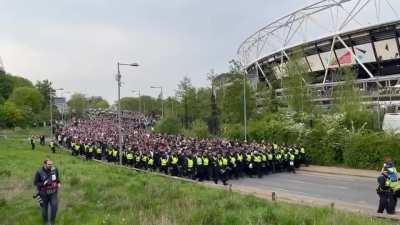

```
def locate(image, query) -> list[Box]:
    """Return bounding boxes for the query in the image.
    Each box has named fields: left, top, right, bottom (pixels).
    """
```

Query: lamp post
left=60, top=90, right=71, bottom=125
left=50, top=88, right=64, bottom=138
left=243, top=72, right=248, bottom=142
left=150, top=86, right=164, bottom=118
left=131, top=89, right=141, bottom=113
left=116, top=62, right=139, bottom=165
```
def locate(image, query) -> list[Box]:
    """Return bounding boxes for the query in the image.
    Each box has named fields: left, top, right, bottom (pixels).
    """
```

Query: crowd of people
left=55, top=111, right=308, bottom=185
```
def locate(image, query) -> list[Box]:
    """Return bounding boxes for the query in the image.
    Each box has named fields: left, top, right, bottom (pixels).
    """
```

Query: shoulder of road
left=299, top=165, right=378, bottom=178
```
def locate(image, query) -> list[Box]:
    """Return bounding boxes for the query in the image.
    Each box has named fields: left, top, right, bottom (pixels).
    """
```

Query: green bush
left=222, top=123, right=243, bottom=140
left=154, top=116, right=181, bottom=135
left=248, top=113, right=305, bottom=144
left=344, top=132, right=400, bottom=170
left=183, top=119, right=210, bottom=139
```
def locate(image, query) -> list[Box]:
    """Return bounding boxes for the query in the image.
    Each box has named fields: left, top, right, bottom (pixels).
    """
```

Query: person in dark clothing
left=40, top=135, right=46, bottom=145
left=30, top=136, right=36, bottom=150
left=377, top=170, right=396, bottom=214
left=33, top=159, right=61, bottom=225
left=49, top=141, right=56, bottom=154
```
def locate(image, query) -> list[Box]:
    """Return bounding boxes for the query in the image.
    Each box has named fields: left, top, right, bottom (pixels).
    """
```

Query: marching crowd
left=55, top=111, right=308, bottom=185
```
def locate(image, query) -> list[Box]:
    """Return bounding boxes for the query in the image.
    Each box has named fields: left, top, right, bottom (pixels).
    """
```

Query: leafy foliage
left=67, top=93, right=87, bottom=117
left=154, top=116, right=181, bottom=135
left=9, top=87, right=43, bottom=113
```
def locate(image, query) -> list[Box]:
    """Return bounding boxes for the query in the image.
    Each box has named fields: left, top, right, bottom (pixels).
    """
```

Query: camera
left=33, top=193, right=44, bottom=208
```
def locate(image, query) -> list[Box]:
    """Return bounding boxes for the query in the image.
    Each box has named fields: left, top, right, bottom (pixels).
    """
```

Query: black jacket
left=33, top=167, right=60, bottom=193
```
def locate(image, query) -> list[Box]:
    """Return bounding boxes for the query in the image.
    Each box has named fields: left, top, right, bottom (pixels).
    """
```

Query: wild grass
left=0, top=129, right=395, bottom=225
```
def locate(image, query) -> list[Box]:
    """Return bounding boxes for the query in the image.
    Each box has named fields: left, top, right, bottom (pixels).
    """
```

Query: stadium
left=238, top=0, right=400, bottom=110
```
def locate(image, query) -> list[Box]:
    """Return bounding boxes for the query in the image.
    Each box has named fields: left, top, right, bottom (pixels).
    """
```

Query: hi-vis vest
left=237, top=154, right=243, bottom=162
left=187, top=159, right=194, bottom=168
left=386, top=175, right=400, bottom=192
left=161, top=158, right=168, bottom=166
left=289, top=154, right=295, bottom=161
left=88, top=147, right=93, bottom=153
left=97, top=148, right=102, bottom=154
left=267, top=153, right=273, bottom=160
left=203, top=157, right=209, bottom=166
left=148, top=158, right=154, bottom=165
left=300, top=147, right=305, bottom=154
left=196, top=157, right=202, bottom=166
left=273, top=143, right=278, bottom=150
left=112, top=150, right=118, bottom=157
left=127, top=153, right=133, bottom=160
left=136, top=154, right=141, bottom=162
left=261, top=154, right=267, bottom=162
left=171, top=156, right=178, bottom=165
left=218, top=158, right=228, bottom=167
left=276, top=154, right=282, bottom=160
left=246, top=154, right=252, bottom=162
left=254, top=155, right=262, bottom=163
left=75, top=145, right=80, bottom=151
left=230, top=156, right=236, bottom=166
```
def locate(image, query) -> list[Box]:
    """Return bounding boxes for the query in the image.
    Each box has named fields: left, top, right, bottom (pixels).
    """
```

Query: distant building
left=54, top=97, right=67, bottom=113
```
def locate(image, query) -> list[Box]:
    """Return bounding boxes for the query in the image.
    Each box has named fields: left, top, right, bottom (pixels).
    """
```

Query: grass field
left=0, top=129, right=395, bottom=225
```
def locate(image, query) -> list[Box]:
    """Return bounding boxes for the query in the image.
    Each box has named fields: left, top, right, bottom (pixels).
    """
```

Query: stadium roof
left=238, top=0, right=400, bottom=68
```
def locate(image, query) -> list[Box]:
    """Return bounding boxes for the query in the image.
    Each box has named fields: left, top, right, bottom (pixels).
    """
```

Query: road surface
left=226, top=170, right=378, bottom=212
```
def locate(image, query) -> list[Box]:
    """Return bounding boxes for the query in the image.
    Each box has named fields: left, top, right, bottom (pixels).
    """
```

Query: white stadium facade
left=238, top=0, right=400, bottom=108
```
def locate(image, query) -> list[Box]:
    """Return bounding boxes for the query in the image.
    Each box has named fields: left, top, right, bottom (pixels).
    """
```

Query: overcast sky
left=1, top=0, right=398, bottom=103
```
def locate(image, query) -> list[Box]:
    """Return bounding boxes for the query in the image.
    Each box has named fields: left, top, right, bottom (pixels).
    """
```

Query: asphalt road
left=227, top=171, right=378, bottom=212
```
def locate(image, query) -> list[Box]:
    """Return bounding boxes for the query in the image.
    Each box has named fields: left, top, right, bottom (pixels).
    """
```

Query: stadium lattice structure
left=238, top=0, right=400, bottom=108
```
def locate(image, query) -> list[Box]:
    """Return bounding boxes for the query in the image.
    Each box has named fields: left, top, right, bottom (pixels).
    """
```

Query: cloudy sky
left=1, top=0, right=398, bottom=103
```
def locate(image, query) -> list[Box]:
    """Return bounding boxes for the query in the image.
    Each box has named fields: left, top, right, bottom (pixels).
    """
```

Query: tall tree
left=207, top=69, right=220, bottom=134
left=9, top=87, right=43, bottom=113
left=67, top=93, right=87, bottom=117
left=176, top=76, right=196, bottom=128
left=118, top=97, right=140, bottom=111
left=218, top=78, right=255, bottom=124
left=87, top=96, right=109, bottom=109
left=283, top=55, right=314, bottom=114
left=35, top=79, right=54, bottom=109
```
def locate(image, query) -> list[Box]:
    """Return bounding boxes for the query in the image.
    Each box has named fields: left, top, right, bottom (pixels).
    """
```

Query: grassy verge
left=0, top=130, right=394, bottom=225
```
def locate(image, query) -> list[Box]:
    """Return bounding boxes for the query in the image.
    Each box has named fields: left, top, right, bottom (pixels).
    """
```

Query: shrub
left=344, top=132, right=400, bottom=170
left=183, top=119, right=210, bottom=139
left=222, top=123, right=243, bottom=140
left=154, top=116, right=181, bottom=135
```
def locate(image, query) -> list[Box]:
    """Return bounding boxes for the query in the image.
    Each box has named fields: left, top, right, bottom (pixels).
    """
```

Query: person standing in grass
left=30, top=135, right=36, bottom=150
left=34, top=159, right=61, bottom=225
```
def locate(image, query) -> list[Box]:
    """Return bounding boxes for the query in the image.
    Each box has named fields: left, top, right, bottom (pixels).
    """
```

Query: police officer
left=49, top=140, right=56, bottom=153
left=377, top=168, right=396, bottom=214
left=33, top=159, right=61, bottom=225
left=30, top=135, right=36, bottom=150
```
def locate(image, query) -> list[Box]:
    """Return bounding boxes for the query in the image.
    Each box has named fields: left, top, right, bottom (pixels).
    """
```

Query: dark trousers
left=196, top=166, right=204, bottom=181
left=160, top=166, right=168, bottom=175
left=377, top=191, right=396, bottom=214
left=171, top=165, right=179, bottom=176
left=40, top=192, right=58, bottom=225
left=219, top=169, right=228, bottom=185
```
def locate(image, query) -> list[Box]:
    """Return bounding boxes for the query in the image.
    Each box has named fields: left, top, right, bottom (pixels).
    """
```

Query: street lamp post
left=50, top=88, right=64, bottom=138
left=116, top=62, right=139, bottom=165
left=60, top=90, right=71, bottom=125
left=150, top=86, right=163, bottom=118
left=243, top=71, right=248, bottom=142
left=132, top=89, right=141, bottom=113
